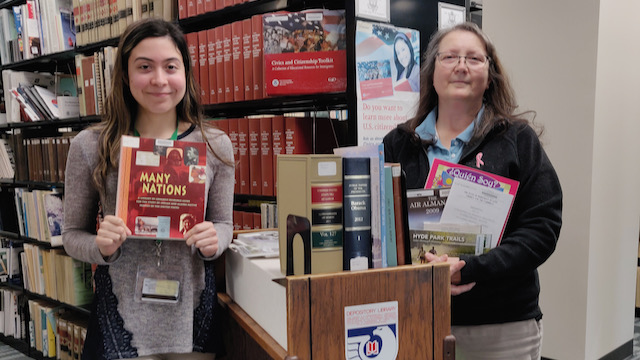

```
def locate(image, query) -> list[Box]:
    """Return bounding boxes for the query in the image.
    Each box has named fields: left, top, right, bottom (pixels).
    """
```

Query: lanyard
left=132, top=121, right=179, bottom=265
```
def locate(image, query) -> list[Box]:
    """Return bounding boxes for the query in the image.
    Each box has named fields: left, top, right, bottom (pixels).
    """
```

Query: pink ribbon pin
left=476, top=152, right=484, bottom=168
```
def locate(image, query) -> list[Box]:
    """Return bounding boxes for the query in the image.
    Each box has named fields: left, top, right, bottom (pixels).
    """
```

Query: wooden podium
left=219, top=262, right=453, bottom=360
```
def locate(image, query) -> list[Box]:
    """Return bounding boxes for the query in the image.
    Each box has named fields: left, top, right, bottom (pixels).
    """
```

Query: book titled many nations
left=115, top=135, right=207, bottom=240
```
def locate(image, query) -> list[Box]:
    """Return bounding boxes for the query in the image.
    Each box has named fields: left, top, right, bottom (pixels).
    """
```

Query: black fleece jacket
left=383, top=121, right=562, bottom=325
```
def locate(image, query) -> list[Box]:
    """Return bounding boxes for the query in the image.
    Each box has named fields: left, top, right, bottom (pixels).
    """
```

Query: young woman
left=393, top=32, right=419, bottom=92
left=62, top=18, right=234, bottom=360
left=383, top=22, right=562, bottom=359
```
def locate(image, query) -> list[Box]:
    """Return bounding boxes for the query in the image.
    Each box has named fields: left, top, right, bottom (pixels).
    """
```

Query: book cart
left=219, top=260, right=454, bottom=360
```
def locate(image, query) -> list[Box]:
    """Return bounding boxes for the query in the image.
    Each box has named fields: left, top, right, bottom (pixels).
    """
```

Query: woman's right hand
left=96, top=215, right=131, bottom=257
left=422, top=252, right=476, bottom=296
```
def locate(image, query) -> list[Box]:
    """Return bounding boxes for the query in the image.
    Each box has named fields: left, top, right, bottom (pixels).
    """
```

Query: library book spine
left=342, top=157, right=372, bottom=271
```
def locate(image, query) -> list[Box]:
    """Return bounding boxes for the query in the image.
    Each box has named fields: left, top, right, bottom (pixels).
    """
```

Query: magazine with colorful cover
left=115, top=135, right=207, bottom=240
left=425, top=158, right=519, bottom=196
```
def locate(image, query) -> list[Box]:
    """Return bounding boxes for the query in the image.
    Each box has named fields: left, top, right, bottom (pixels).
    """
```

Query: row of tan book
left=13, top=188, right=64, bottom=246
left=0, top=139, right=15, bottom=179
left=75, top=46, right=118, bottom=117
left=73, top=0, right=175, bottom=47
left=178, top=0, right=253, bottom=19
left=22, top=244, right=94, bottom=306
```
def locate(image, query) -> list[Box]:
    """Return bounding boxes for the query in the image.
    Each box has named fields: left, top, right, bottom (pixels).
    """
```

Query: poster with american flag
left=355, top=20, right=420, bottom=145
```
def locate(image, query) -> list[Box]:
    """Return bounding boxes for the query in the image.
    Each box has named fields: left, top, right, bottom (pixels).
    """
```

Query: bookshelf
left=0, top=22, right=102, bottom=355
left=178, top=0, right=358, bottom=143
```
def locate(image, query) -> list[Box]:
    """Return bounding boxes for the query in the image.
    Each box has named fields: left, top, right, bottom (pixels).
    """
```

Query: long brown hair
left=406, top=22, right=534, bottom=145
left=91, top=18, right=231, bottom=192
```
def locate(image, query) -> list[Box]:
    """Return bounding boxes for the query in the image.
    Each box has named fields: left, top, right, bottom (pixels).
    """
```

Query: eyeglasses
left=436, top=52, right=490, bottom=68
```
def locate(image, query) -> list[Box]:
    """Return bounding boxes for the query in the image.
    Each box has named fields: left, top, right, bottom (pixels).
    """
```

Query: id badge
left=134, top=264, right=183, bottom=304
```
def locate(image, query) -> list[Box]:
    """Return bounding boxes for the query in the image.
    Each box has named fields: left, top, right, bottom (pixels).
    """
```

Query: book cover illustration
left=425, top=158, right=519, bottom=196
left=44, top=192, right=64, bottom=246
left=408, top=229, right=491, bottom=265
left=406, top=187, right=450, bottom=229
left=263, top=9, right=347, bottom=96
left=115, top=135, right=207, bottom=240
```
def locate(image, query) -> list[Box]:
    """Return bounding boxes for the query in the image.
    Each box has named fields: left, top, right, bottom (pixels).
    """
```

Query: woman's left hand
left=184, top=221, right=219, bottom=258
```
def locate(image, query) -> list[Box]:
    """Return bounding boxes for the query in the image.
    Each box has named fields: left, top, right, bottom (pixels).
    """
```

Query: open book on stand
left=115, top=135, right=207, bottom=240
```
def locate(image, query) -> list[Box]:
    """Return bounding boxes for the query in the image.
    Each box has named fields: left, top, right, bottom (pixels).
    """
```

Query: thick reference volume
left=115, top=135, right=207, bottom=240
left=342, top=157, right=372, bottom=271
left=277, top=154, right=343, bottom=275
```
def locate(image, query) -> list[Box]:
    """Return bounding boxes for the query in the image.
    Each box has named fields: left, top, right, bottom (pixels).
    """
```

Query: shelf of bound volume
left=178, top=0, right=348, bottom=33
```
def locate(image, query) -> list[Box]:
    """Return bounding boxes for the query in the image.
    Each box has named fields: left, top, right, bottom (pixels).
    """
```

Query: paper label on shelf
left=345, top=301, right=399, bottom=360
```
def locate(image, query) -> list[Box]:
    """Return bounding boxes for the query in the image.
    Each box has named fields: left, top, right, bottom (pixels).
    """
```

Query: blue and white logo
left=346, top=324, right=398, bottom=360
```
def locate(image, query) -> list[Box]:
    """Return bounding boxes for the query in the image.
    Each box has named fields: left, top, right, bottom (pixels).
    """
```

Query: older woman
left=383, top=22, right=562, bottom=359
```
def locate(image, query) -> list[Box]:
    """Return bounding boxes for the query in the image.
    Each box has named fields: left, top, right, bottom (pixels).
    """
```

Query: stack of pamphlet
left=230, top=230, right=279, bottom=258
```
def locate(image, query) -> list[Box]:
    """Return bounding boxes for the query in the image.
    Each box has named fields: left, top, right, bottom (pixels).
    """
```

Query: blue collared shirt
left=415, top=106, right=484, bottom=167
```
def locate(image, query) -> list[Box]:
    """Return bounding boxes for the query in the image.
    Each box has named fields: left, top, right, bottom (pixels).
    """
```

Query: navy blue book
left=342, top=157, right=372, bottom=270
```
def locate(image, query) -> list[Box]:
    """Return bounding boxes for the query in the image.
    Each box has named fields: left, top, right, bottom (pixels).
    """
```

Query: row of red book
left=233, top=202, right=277, bottom=231
left=178, top=0, right=253, bottom=19
left=186, top=16, right=265, bottom=104
left=186, top=9, right=347, bottom=104
left=233, top=210, right=260, bottom=231
left=212, top=116, right=338, bottom=196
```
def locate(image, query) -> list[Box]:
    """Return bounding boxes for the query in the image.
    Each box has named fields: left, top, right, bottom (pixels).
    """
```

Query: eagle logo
left=346, top=324, right=398, bottom=360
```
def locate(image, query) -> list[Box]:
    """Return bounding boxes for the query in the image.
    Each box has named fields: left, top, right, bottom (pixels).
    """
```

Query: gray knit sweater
left=62, top=125, right=234, bottom=358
